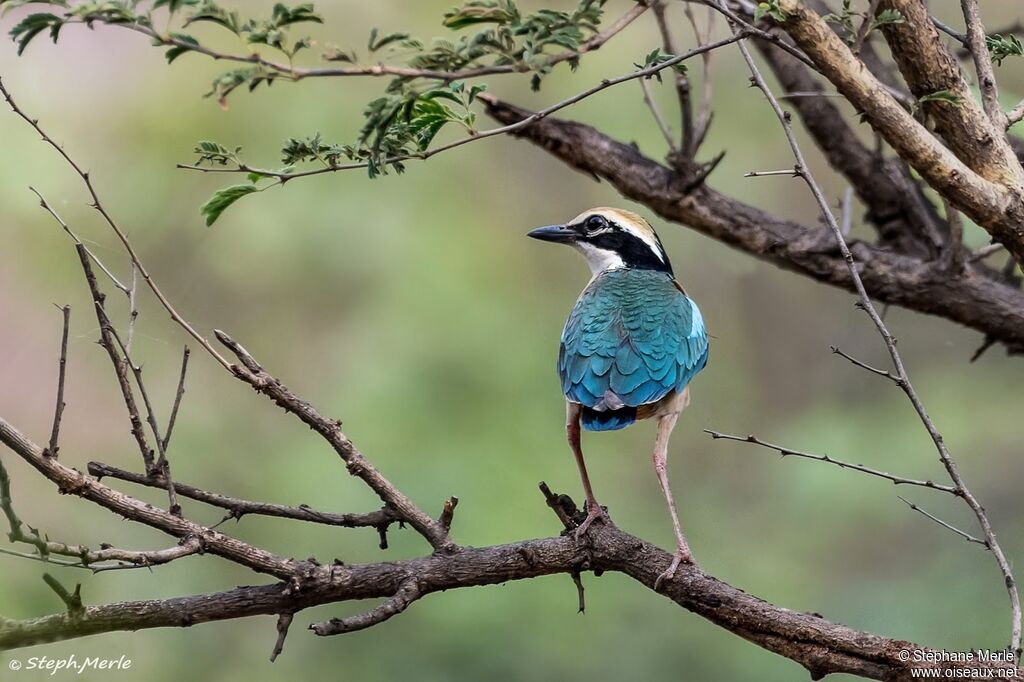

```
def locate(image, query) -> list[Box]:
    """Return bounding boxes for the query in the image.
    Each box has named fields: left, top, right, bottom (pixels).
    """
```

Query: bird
left=528, top=207, right=709, bottom=584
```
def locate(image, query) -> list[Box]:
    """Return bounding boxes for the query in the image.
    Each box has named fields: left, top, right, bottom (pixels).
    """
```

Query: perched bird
left=528, top=207, right=709, bottom=583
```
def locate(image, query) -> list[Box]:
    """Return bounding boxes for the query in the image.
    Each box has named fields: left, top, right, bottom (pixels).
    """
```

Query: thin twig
left=110, top=2, right=649, bottom=83
left=46, top=305, right=70, bottom=458
left=745, top=168, right=800, bottom=177
left=94, top=305, right=180, bottom=514
left=74, top=244, right=154, bottom=473
left=213, top=329, right=454, bottom=552
left=897, top=496, right=986, bottom=545
left=87, top=460, right=400, bottom=532
left=830, top=345, right=901, bottom=382
left=652, top=0, right=689, bottom=154
left=969, top=243, right=1005, bottom=262
left=839, top=186, right=853, bottom=237
left=29, top=187, right=128, bottom=294
left=177, top=34, right=751, bottom=182
left=162, top=346, right=190, bottom=454
left=125, top=263, right=139, bottom=354
left=960, top=0, right=1004, bottom=127
left=705, top=430, right=957, bottom=494
left=851, top=0, right=883, bottom=54
left=733, top=30, right=1021, bottom=655
left=639, top=77, right=677, bottom=152
left=0, top=78, right=232, bottom=371
left=41, top=574, right=84, bottom=617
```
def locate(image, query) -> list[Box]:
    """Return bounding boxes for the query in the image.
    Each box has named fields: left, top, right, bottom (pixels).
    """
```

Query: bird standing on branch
left=528, top=208, right=709, bottom=584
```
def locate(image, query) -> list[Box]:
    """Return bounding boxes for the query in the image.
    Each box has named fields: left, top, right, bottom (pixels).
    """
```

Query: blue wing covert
left=558, top=269, right=708, bottom=431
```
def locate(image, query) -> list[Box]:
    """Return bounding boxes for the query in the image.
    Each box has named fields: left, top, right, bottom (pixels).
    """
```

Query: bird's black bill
left=527, top=224, right=577, bottom=243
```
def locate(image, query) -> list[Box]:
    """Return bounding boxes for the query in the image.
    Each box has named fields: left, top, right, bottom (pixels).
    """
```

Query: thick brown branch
left=1, top=519, right=1018, bottom=680
left=774, top=0, right=1024, bottom=263
left=755, top=37, right=944, bottom=258
left=483, top=98, right=1024, bottom=354
left=877, top=0, right=1017, bottom=177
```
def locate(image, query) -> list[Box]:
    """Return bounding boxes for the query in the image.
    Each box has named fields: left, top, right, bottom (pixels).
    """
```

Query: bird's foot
left=654, top=546, right=694, bottom=591
left=574, top=502, right=610, bottom=541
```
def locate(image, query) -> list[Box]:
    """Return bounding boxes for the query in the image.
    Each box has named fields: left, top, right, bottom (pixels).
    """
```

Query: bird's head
left=528, top=207, right=673, bottom=276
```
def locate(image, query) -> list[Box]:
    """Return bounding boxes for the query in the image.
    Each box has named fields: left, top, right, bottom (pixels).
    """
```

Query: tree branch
left=774, top=0, right=1024, bottom=264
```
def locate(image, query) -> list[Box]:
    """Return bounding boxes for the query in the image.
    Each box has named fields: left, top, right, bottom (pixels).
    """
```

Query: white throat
left=574, top=242, right=625, bottom=276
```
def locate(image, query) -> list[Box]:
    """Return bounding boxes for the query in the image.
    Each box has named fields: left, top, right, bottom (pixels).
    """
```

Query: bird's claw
left=654, top=547, right=693, bottom=591
left=574, top=503, right=609, bottom=541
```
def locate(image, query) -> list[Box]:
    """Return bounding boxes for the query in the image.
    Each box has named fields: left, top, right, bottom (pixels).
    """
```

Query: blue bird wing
left=558, top=269, right=708, bottom=412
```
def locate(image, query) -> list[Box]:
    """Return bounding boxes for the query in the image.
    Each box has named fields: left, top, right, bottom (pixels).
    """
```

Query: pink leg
left=566, top=401, right=608, bottom=538
left=653, top=411, right=693, bottom=589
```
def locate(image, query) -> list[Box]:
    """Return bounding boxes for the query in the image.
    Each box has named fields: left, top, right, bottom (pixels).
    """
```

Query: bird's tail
left=581, top=406, right=636, bottom=431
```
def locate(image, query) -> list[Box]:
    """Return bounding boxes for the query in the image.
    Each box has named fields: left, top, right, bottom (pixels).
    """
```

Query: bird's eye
left=585, top=215, right=609, bottom=232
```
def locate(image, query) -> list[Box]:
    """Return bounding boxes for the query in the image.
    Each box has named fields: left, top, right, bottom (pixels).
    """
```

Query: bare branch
left=110, top=2, right=650, bottom=83
left=46, top=305, right=70, bottom=458
left=733, top=26, right=1021, bottom=655
left=178, top=33, right=750, bottom=182
left=310, top=580, right=422, bottom=636
left=639, top=77, right=677, bottom=152
left=269, top=612, right=293, bottom=663
left=897, top=496, right=986, bottom=546
left=75, top=245, right=154, bottom=474
left=651, top=0, right=689, bottom=154
left=705, top=430, right=957, bottom=493
left=774, top=0, right=1024, bottom=264
left=213, top=329, right=456, bottom=553
left=0, top=416, right=307, bottom=578
left=41, top=574, right=83, bottom=618
left=162, top=346, right=190, bottom=453
left=0, top=77, right=232, bottom=371
left=830, top=345, right=901, bottom=382
left=959, top=0, right=1005, bottom=127
left=86, top=461, right=401, bottom=534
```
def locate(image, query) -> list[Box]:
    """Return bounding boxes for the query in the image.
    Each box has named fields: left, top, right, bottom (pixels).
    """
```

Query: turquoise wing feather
left=558, top=269, right=708, bottom=428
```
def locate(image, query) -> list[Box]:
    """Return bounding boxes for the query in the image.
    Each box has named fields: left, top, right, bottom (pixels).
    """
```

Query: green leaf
left=368, top=27, right=410, bottom=52
left=753, top=0, right=786, bottom=23
left=199, top=184, right=258, bottom=226
left=154, top=0, right=199, bottom=13
left=871, top=8, right=904, bottom=29
left=987, top=33, right=1023, bottom=67
left=917, top=89, right=963, bottom=107
left=9, top=12, right=62, bottom=56
left=185, top=1, right=241, bottom=34
left=165, top=33, right=199, bottom=63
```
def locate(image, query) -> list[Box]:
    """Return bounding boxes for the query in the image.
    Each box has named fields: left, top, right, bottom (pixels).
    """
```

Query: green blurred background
left=1, top=2, right=1023, bottom=680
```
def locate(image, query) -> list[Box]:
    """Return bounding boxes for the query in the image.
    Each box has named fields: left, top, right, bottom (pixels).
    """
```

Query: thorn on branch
left=570, top=568, right=586, bottom=614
